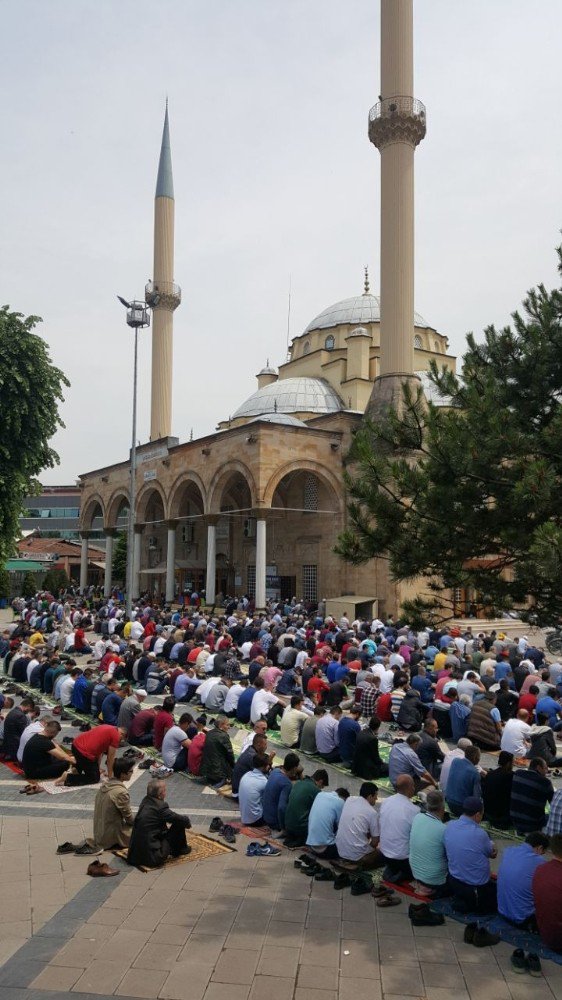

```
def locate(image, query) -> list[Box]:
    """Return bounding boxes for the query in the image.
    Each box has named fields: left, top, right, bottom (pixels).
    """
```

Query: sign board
left=138, top=445, right=168, bottom=465
left=143, top=469, right=157, bottom=482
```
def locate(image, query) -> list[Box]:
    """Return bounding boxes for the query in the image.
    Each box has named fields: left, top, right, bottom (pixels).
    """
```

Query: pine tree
left=336, top=247, right=562, bottom=626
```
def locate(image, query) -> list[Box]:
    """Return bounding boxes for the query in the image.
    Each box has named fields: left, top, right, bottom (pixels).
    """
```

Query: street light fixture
left=117, top=296, right=150, bottom=617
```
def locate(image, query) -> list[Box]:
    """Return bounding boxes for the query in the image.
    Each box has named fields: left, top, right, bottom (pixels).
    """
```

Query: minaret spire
left=146, top=101, right=181, bottom=441
left=365, top=0, right=426, bottom=417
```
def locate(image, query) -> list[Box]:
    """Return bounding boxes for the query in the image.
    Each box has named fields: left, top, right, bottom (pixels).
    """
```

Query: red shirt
left=533, top=859, right=562, bottom=951
left=187, top=732, right=206, bottom=775
left=187, top=648, right=200, bottom=664
left=376, top=692, right=393, bottom=721
left=308, top=676, right=330, bottom=696
left=153, top=710, right=174, bottom=750
left=519, top=693, right=537, bottom=718
left=435, top=676, right=454, bottom=703
left=74, top=725, right=120, bottom=761
left=129, top=709, right=156, bottom=740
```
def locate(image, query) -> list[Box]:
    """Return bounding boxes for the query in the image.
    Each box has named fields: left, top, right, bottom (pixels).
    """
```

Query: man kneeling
left=127, top=779, right=192, bottom=868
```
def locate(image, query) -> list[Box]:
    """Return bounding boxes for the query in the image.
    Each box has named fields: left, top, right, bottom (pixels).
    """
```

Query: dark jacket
left=527, top=726, right=557, bottom=766
left=200, top=727, right=235, bottom=785
left=397, top=691, right=424, bottom=731
left=231, top=746, right=257, bottom=794
left=352, top=729, right=386, bottom=779
left=417, top=731, right=445, bottom=777
left=127, top=796, right=191, bottom=868
left=482, top=766, right=513, bottom=827
left=2, top=707, right=28, bottom=760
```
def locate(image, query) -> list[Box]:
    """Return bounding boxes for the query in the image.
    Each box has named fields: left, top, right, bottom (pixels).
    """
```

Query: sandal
left=26, top=785, right=44, bottom=795
left=376, top=895, right=402, bottom=907
left=20, top=784, right=34, bottom=794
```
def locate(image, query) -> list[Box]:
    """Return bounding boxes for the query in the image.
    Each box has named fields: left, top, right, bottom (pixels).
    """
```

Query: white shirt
left=64, top=632, right=75, bottom=652
left=378, top=668, right=395, bottom=694
left=240, top=641, right=253, bottom=661
left=197, top=676, right=220, bottom=705
left=389, top=653, right=405, bottom=669
left=335, top=796, right=380, bottom=862
left=153, top=636, right=165, bottom=655
left=501, top=719, right=532, bottom=757
left=17, top=720, right=43, bottom=762
left=439, top=748, right=464, bottom=795
left=224, top=683, right=245, bottom=714
left=26, top=659, right=40, bottom=683
left=379, top=794, right=419, bottom=860
left=130, top=621, right=144, bottom=641
left=251, top=690, right=278, bottom=724
left=94, top=639, right=106, bottom=661
left=59, top=676, right=76, bottom=706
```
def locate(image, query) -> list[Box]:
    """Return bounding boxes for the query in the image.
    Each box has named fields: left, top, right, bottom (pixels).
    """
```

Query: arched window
left=302, top=340, right=311, bottom=355
left=414, top=334, right=422, bottom=349
left=324, top=334, right=335, bottom=351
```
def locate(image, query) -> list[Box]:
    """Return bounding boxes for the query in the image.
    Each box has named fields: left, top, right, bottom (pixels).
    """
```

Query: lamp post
left=117, top=297, right=150, bottom=617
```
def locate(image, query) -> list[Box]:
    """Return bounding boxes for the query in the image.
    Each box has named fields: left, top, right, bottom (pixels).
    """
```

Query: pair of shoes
left=56, top=842, right=78, bottom=855
left=464, top=923, right=500, bottom=948
left=220, top=824, right=237, bottom=844
left=246, top=841, right=281, bottom=857
left=79, top=723, right=91, bottom=732
left=334, top=872, right=351, bottom=890
left=123, top=748, right=143, bottom=760
left=372, top=885, right=395, bottom=898
left=74, top=843, right=103, bottom=856
left=209, top=816, right=223, bottom=832
left=350, top=873, right=373, bottom=896
left=150, top=765, right=173, bottom=779
left=62, top=736, right=74, bottom=744
left=408, top=903, right=444, bottom=925
left=71, top=720, right=82, bottom=728
left=510, top=949, right=542, bottom=977
left=314, top=868, right=335, bottom=882
left=301, top=862, right=323, bottom=877
left=87, top=859, right=120, bottom=877
left=138, top=758, right=152, bottom=769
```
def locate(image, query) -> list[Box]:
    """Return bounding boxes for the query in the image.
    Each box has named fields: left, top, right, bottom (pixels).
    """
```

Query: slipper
left=376, top=895, right=402, bottom=907
left=20, top=785, right=34, bottom=794
left=57, top=842, right=78, bottom=855
left=26, top=785, right=44, bottom=795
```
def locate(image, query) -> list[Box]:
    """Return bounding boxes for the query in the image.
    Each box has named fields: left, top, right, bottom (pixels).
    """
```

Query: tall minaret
left=146, top=102, right=181, bottom=441
left=366, top=0, right=426, bottom=416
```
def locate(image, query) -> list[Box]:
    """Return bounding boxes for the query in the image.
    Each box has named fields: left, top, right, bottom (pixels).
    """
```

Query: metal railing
left=369, top=95, right=426, bottom=123
left=145, top=280, right=182, bottom=306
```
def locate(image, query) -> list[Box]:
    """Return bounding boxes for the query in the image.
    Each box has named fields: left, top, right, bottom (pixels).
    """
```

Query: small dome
left=233, top=377, right=344, bottom=419
left=303, top=293, right=427, bottom=333
left=347, top=326, right=370, bottom=339
left=257, top=363, right=277, bottom=375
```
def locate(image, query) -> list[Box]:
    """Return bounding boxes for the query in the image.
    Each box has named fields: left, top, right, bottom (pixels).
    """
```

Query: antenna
left=286, top=274, right=292, bottom=358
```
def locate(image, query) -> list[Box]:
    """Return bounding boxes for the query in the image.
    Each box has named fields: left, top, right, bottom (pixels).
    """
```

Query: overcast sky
left=3, top=0, right=562, bottom=484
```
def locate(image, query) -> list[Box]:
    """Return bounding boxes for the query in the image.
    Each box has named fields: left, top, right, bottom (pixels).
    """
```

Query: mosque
left=78, top=0, right=457, bottom=615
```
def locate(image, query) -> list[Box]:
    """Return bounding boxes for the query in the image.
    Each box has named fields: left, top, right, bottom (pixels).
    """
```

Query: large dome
left=232, top=377, right=344, bottom=420
left=303, top=293, right=427, bottom=333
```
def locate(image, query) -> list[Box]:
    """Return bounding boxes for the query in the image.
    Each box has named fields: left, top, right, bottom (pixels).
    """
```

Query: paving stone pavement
left=2, top=775, right=562, bottom=1000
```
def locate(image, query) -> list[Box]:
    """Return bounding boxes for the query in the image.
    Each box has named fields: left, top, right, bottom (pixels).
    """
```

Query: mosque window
left=304, top=475, right=319, bottom=511
left=414, top=334, right=422, bottom=349
left=303, top=340, right=311, bottom=355
left=324, top=334, right=335, bottom=351
left=247, top=565, right=256, bottom=598
left=302, top=565, right=318, bottom=602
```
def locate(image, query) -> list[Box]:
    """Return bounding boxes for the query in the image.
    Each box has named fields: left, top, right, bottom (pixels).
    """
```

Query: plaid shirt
left=360, top=685, right=379, bottom=718
left=546, top=789, right=562, bottom=836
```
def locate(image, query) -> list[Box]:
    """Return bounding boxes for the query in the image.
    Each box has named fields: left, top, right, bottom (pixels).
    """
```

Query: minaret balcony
left=368, top=96, right=426, bottom=150
left=145, top=280, right=182, bottom=310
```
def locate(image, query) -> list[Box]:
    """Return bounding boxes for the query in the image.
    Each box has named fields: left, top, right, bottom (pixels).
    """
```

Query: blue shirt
left=425, top=645, right=439, bottom=664
left=326, top=661, right=339, bottom=683
left=450, top=702, right=471, bottom=741
left=337, top=717, right=361, bottom=763
left=101, top=692, right=122, bottom=725
left=446, top=757, right=481, bottom=808
left=411, top=675, right=433, bottom=703
left=388, top=742, right=426, bottom=787
left=443, top=815, right=493, bottom=885
left=536, top=696, right=562, bottom=727
left=238, top=768, right=268, bottom=824
left=335, top=665, right=351, bottom=683
left=236, top=687, right=256, bottom=723
left=262, top=768, right=292, bottom=829
left=497, top=843, right=547, bottom=923
left=409, top=812, right=447, bottom=886
left=72, top=675, right=90, bottom=712
left=306, top=791, right=344, bottom=848
left=495, top=662, right=510, bottom=681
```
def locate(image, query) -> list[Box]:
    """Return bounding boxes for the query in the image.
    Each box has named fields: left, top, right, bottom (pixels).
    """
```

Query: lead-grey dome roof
left=303, top=293, right=427, bottom=333
left=233, top=377, right=344, bottom=419
left=248, top=414, right=308, bottom=427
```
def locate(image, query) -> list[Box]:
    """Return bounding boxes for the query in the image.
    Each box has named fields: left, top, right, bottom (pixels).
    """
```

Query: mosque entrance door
left=279, top=576, right=296, bottom=601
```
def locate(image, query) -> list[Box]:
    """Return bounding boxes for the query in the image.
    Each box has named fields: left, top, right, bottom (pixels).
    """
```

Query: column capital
left=80, top=530, right=92, bottom=540
left=203, top=515, right=220, bottom=527
left=165, top=519, right=178, bottom=530
left=133, top=523, right=144, bottom=534
left=103, top=527, right=118, bottom=538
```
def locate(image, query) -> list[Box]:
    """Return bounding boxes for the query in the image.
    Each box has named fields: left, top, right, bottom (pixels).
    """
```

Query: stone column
left=133, top=526, right=142, bottom=601
left=79, top=532, right=90, bottom=593
left=104, top=531, right=115, bottom=598
left=165, top=521, right=177, bottom=604
left=205, top=518, right=218, bottom=606
left=255, top=518, right=267, bottom=610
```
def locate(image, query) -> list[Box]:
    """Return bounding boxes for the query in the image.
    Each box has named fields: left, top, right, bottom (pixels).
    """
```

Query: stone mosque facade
left=79, top=1, right=456, bottom=615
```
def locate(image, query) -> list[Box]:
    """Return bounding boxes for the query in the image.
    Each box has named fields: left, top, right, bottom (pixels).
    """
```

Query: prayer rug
left=382, top=879, right=433, bottom=901
left=229, top=821, right=285, bottom=850
left=430, top=898, right=562, bottom=966
left=0, top=759, right=24, bottom=776
left=113, top=832, right=236, bottom=872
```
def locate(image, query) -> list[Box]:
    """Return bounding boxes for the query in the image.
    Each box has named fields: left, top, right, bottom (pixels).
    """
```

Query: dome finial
left=363, top=266, right=370, bottom=295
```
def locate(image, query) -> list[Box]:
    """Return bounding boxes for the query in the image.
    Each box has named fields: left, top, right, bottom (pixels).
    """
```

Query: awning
left=5, top=559, right=47, bottom=572
left=91, top=561, right=106, bottom=570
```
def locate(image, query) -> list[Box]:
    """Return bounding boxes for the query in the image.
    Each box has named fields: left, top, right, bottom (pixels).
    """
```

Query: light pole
left=117, top=296, right=150, bottom=617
